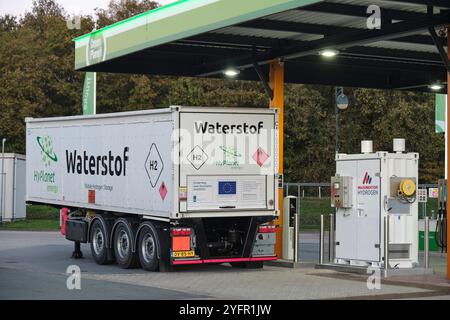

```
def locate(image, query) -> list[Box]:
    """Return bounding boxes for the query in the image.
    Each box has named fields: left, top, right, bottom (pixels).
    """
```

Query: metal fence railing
left=284, top=182, right=438, bottom=198
left=284, top=182, right=330, bottom=198
left=284, top=182, right=439, bottom=218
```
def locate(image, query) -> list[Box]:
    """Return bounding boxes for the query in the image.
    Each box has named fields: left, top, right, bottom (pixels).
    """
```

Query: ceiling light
left=223, top=68, right=240, bottom=77
left=319, top=49, right=339, bottom=58
left=429, top=83, right=443, bottom=91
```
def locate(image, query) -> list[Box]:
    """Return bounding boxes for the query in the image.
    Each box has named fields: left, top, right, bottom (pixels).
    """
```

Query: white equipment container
left=331, top=141, right=419, bottom=268
left=0, top=153, right=26, bottom=221
left=25, top=107, right=278, bottom=220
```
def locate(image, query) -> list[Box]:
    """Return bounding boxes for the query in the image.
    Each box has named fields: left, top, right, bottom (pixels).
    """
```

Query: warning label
left=187, top=145, right=208, bottom=170
left=252, top=147, right=269, bottom=167
left=159, top=181, right=168, bottom=200
left=145, top=143, right=164, bottom=188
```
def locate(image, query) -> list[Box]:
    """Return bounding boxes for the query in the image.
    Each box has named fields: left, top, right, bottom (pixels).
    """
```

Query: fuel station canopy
left=73, top=0, right=450, bottom=278
left=74, top=0, right=449, bottom=92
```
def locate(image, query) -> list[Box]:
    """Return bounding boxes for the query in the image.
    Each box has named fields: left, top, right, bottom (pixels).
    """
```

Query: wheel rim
left=93, top=227, right=104, bottom=256
left=141, top=232, right=155, bottom=264
left=117, top=229, right=130, bottom=259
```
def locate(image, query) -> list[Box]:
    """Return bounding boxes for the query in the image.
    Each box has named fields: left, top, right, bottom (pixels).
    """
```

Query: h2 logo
left=148, top=160, right=158, bottom=171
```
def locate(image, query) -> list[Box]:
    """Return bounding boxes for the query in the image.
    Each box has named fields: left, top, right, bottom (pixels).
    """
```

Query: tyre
left=113, top=221, right=140, bottom=269
left=137, top=224, right=160, bottom=271
left=90, top=219, right=114, bottom=265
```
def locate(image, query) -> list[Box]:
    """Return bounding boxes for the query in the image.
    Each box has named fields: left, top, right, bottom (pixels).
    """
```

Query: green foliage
left=299, top=197, right=333, bottom=229
left=27, top=204, right=60, bottom=220
left=95, top=0, right=160, bottom=27
left=0, top=0, right=444, bottom=184
left=0, top=219, right=59, bottom=230
left=0, top=204, right=60, bottom=230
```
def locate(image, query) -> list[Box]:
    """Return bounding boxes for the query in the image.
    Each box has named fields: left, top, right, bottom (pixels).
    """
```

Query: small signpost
left=336, top=87, right=349, bottom=110
left=417, top=188, right=428, bottom=203
left=335, top=87, right=349, bottom=154
left=428, top=187, right=439, bottom=198
left=82, top=72, right=96, bottom=115
left=417, top=188, right=428, bottom=219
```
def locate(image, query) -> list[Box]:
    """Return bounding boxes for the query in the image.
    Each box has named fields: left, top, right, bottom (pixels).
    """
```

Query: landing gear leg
left=71, top=242, right=83, bottom=259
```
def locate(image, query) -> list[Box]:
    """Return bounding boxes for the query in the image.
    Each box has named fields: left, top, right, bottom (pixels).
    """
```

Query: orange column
left=269, top=60, right=284, bottom=258
left=447, top=25, right=450, bottom=280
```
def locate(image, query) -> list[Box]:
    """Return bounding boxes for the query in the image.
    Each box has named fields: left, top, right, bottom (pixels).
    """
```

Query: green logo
left=216, top=146, right=242, bottom=169
left=219, top=146, right=242, bottom=157
left=37, top=135, right=58, bottom=167
left=88, top=34, right=105, bottom=65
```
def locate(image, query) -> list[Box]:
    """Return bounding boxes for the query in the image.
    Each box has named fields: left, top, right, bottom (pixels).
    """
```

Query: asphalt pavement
left=0, top=230, right=448, bottom=300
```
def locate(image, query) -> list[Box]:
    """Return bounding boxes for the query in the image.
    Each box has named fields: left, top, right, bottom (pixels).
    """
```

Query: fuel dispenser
left=437, top=179, right=447, bottom=252
left=282, top=196, right=298, bottom=260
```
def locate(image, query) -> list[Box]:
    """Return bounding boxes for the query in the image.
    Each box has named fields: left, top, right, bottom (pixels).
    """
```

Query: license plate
left=173, top=250, right=195, bottom=258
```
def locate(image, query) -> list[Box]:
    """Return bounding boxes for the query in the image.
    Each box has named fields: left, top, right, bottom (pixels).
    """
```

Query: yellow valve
left=399, top=179, right=416, bottom=197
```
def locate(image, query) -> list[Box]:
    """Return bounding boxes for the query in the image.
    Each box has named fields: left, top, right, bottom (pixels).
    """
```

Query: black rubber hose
left=435, top=216, right=441, bottom=249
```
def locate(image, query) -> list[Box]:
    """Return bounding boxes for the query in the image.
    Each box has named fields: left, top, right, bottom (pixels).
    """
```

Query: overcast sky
left=0, top=0, right=177, bottom=17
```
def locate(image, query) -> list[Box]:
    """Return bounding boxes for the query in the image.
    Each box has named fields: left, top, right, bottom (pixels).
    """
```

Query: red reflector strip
left=171, top=228, right=191, bottom=236
left=258, top=225, right=276, bottom=233
left=172, top=256, right=277, bottom=265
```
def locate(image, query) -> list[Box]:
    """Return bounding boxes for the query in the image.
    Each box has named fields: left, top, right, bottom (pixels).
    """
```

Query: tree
left=0, top=0, right=444, bottom=183
left=0, top=15, right=18, bottom=32
left=96, top=0, right=160, bottom=27
left=0, top=0, right=94, bottom=153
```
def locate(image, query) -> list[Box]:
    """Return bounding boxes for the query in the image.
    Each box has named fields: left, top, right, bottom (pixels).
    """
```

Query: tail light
left=60, top=208, right=68, bottom=236
left=172, top=228, right=191, bottom=236
left=258, top=225, right=276, bottom=233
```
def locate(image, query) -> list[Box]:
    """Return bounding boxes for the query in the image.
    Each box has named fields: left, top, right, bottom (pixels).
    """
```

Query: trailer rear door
left=178, top=109, right=277, bottom=214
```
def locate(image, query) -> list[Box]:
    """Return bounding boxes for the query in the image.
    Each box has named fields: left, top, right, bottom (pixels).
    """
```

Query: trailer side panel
left=26, top=112, right=174, bottom=219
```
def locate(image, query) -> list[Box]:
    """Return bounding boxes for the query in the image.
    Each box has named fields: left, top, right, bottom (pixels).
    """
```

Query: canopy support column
left=269, top=59, right=284, bottom=259
left=447, top=24, right=450, bottom=280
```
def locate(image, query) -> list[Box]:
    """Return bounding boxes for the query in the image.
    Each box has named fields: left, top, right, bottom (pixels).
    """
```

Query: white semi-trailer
left=26, top=106, right=279, bottom=271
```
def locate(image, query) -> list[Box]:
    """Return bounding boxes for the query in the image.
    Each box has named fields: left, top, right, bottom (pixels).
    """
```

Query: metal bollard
left=384, top=215, right=390, bottom=273
left=319, top=214, right=324, bottom=265
left=329, top=214, right=335, bottom=263
left=294, top=213, right=299, bottom=263
left=424, top=216, right=429, bottom=269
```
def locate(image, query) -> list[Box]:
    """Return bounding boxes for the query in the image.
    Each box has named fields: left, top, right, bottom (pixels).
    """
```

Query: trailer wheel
left=113, top=222, right=139, bottom=269
left=90, top=219, right=114, bottom=265
left=137, top=225, right=160, bottom=271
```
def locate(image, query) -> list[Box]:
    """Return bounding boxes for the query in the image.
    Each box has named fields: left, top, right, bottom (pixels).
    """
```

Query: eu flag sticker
left=218, top=181, right=236, bottom=195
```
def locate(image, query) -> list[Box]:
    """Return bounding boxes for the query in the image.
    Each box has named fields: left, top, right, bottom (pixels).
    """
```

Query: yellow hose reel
left=398, top=178, right=416, bottom=197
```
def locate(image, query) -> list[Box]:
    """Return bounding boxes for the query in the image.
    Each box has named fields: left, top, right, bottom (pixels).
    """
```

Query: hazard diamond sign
left=187, top=145, right=208, bottom=170
left=159, top=182, right=168, bottom=200
left=145, top=143, right=164, bottom=188
left=253, top=147, right=269, bottom=167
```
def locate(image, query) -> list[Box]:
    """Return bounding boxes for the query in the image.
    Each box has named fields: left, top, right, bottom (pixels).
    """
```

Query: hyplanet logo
left=219, top=146, right=242, bottom=157
left=34, top=135, right=57, bottom=190
left=216, top=146, right=242, bottom=169
left=37, top=135, right=58, bottom=167
left=358, top=172, right=378, bottom=195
